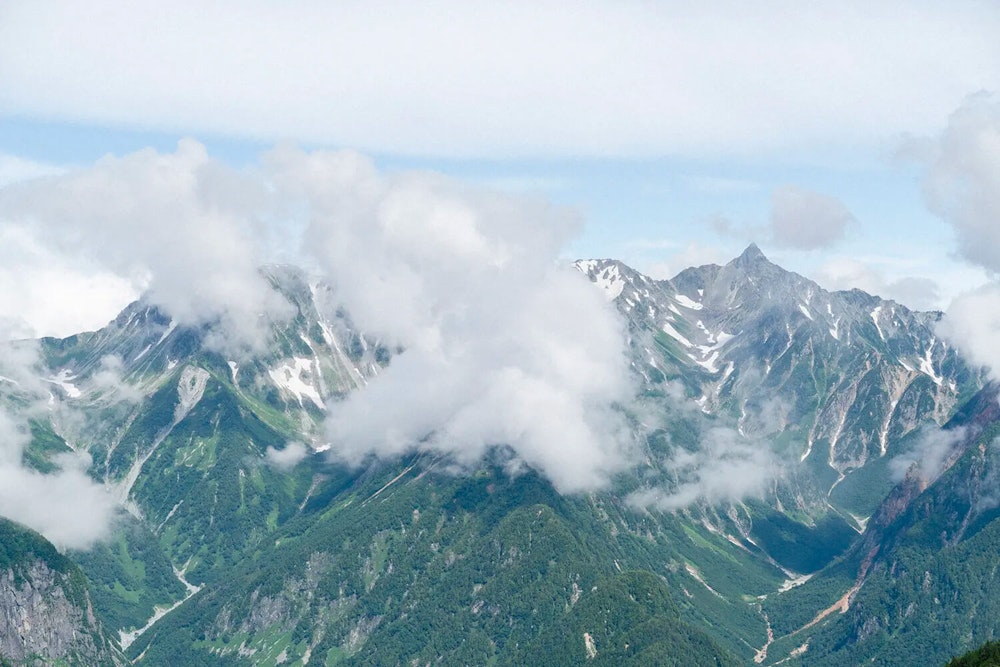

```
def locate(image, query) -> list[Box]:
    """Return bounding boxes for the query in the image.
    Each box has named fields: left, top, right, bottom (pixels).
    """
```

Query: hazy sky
left=1, top=0, right=998, bottom=336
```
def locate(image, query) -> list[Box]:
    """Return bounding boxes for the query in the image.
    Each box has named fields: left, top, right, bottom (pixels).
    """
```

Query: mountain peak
left=734, top=242, right=769, bottom=265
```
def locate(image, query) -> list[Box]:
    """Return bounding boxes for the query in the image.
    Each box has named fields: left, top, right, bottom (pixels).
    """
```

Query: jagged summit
left=732, top=242, right=769, bottom=266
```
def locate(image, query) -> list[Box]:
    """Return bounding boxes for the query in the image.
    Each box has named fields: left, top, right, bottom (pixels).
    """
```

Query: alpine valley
left=3, top=245, right=999, bottom=666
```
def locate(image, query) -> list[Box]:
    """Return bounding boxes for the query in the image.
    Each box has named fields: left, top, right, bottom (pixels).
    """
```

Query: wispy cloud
left=815, top=256, right=941, bottom=311
left=890, top=426, right=967, bottom=484
left=629, top=425, right=777, bottom=511
left=768, top=185, right=855, bottom=250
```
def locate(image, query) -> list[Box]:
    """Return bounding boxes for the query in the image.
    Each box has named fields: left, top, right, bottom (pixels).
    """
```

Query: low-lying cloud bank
left=0, top=333, right=117, bottom=549
left=0, top=142, right=639, bottom=497
left=628, top=425, right=776, bottom=511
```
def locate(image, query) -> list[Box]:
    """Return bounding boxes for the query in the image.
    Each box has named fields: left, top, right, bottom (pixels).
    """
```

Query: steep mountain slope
left=577, top=246, right=980, bottom=519
left=0, top=518, right=123, bottom=666
left=756, top=384, right=1000, bottom=665
left=0, top=252, right=990, bottom=666
left=125, top=459, right=745, bottom=666
left=19, top=266, right=391, bottom=649
left=947, top=639, right=1000, bottom=666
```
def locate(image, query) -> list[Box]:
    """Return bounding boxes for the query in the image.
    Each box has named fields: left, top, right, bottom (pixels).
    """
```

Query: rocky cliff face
left=576, top=246, right=981, bottom=501
left=0, top=520, right=122, bottom=666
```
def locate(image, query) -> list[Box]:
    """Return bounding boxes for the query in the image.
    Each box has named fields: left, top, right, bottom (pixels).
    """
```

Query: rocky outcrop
left=0, top=546, right=122, bottom=666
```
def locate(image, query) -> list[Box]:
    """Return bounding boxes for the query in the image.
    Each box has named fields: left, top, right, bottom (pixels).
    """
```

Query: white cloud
left=916, top=94, right=1000, bottom=379
left=628, top=426, right=776, bottom=511
left=768, top=185, right=855, bottom=250
left=265, top=442, right=309, bottom=470
left=0, top=2, right=996, bottom=159
left=890, top=425, right=967, bottom=484
left=0, top=450, right=117, bottom=550
left=0, top=154, right=64, bottom=187
left=919, top=92, right=1000, bottom=273
left=264, top=147, right=638, bottom=492
left=90, top=355, right=143, bottom=403
left=815, top=257, right=941, bottom=311
left=939, top=284, right=1000, bottom=381
left=0, top=225, right=136, bottom=338
left=0, top=140, right=293, bottom=353
left=1, top=141, right=639, bottom=494
left=0, top=335, right=117, bottom=550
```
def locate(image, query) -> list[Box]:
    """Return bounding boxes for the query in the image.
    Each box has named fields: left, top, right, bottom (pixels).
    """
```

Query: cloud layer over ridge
left=0, top=142, right=639, bottom=495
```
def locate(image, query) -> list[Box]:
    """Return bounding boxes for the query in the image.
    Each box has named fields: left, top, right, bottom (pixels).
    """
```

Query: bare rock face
left=0, top=521, right=122, bottom=666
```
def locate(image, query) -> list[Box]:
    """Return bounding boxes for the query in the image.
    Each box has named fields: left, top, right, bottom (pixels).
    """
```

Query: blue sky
left=0, top=1, right=998, bottom=336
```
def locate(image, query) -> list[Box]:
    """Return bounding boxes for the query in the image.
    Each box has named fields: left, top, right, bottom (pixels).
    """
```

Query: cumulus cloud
left=0, top=154, right=64, bottom=188
left=890, top=425, right=968, bottom=484
left=938, top=284, right=1000, bottom=380
left=919, top=92, right=1000, bottom=274
left=0, top=140, right=293, bottom=353
left=0, top=335, right=117, bottom=549
left=0, top=141, right=640, bottom=494
left=261, top=147, right=637, bottom=493
left=0, top=225, right=137, bottom=338
left=916, top=95, right=1000, bottom=379
left=0, top=2, right=996, bottom=159
left=264, top=442, right=309, bottom=470
left=768, top=185, right=855, bottom=250
left=628, top=426, right=776, bottom=511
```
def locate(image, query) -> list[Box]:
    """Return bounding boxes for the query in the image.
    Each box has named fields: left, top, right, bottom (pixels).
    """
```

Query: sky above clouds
left=0, top=2, right=999, bottom=522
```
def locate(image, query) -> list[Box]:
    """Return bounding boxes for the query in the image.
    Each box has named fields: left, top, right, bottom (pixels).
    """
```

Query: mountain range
left=0, top=245, right=996, bottom=666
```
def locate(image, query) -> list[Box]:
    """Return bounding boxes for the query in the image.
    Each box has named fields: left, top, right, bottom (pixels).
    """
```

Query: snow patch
left=919, top=342, right=943, bottom=386
left=661, top=322, right=693, bottom=348
left=798, top=304, right=814, bottom=321
left=157, top=319, right=177, bottom=345
left=871, top=306, right=885, bottom=341
left=269, top=358, right=325, bottom=409
left=674, top=293, right=703, bottom=310
left=589, top=264, right=625, bottom=300
left=45, top=370, right=80, bottom=398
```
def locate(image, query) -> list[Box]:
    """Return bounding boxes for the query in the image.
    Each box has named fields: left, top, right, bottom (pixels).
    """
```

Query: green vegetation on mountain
left=947, top=640, right=1000, bottom=666
left=4, top=255, right=998, bottom=666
